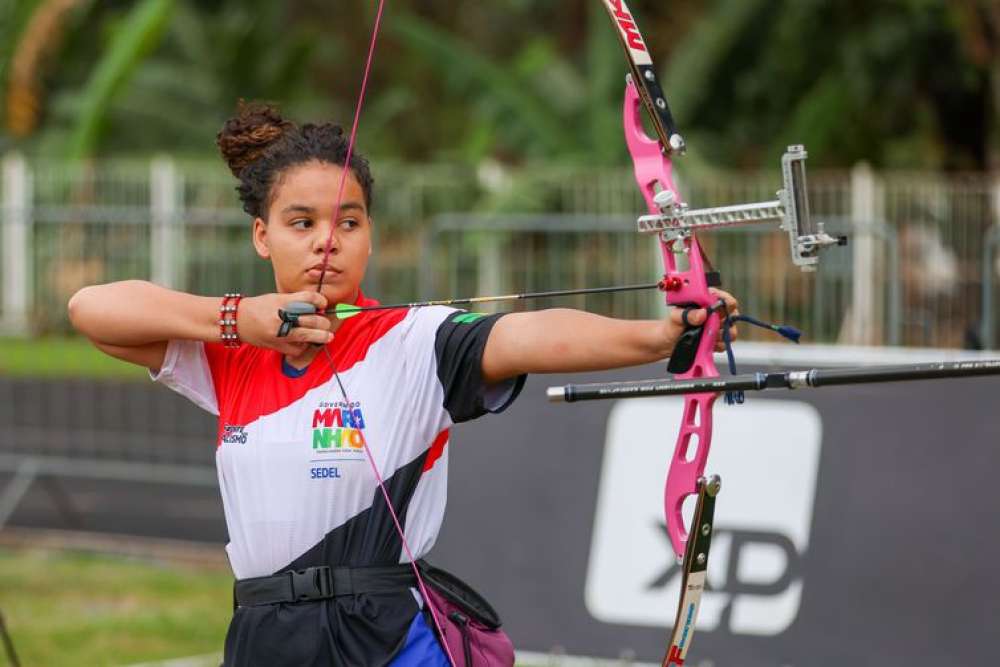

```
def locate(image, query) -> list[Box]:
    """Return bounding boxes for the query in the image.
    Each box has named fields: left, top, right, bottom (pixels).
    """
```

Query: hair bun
left=216, top=101, right=295, bottom=178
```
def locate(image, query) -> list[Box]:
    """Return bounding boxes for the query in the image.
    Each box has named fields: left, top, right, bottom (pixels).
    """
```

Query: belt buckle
left=289, top=566, right=333, bottom=601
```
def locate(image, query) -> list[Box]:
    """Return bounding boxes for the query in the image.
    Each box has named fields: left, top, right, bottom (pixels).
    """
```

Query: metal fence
left=1, top=152, right=1000, bottom=541
left=2, top=153, right=999, bottom=348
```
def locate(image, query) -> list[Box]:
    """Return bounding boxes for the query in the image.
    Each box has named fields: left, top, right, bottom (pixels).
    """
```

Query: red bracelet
left=219, top=292, right=243, bottom=348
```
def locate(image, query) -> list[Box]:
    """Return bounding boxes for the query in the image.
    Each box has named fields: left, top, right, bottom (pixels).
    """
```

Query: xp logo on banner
left=585, top=398, right=822, bottom=636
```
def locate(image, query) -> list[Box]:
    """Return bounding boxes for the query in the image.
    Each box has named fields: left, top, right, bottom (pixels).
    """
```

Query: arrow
left=328, top=281, right=663, bottom=319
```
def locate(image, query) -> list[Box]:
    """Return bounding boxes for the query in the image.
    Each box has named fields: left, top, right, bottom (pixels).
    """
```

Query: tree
left=0, top=0, right=993, bottom=169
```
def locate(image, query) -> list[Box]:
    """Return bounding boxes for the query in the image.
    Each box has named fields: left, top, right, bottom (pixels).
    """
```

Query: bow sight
left=604, top=0, right=845, bottom=272
left=636, top=144, right=848, bottom=270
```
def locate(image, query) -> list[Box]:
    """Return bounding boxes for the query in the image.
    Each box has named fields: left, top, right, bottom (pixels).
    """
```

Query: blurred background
left=1, top=1, right=999, bottom=665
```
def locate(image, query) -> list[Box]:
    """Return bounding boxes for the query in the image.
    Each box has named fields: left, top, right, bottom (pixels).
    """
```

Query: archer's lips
left=307, top=266, right=342, bottom=280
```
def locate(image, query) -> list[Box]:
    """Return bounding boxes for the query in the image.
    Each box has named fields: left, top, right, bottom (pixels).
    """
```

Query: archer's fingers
left=292, top=314, right=332, bottom=333
left=708, top=288, right=739, bottom=316
left=277, top=341, right=311, bottom=359
left=287, top=291, right=329, bottom=313
left=670, top=306, right=707, bottom=327
left=281, top=325, right=333, bottom=347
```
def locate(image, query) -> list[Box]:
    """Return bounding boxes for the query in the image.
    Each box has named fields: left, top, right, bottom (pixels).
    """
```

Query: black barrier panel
left=1, top=365, right=999, bottom=665
left=0, top=378, right=215, bottom=464
left=433, top=364, right=1000, bottom=666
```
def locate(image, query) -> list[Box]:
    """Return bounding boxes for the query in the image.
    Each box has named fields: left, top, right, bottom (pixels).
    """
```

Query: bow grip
left=667, top=299, right=726, bottom=375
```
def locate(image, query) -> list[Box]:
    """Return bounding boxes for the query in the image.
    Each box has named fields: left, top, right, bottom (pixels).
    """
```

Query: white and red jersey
left=151, top=293, right=523, bottom=580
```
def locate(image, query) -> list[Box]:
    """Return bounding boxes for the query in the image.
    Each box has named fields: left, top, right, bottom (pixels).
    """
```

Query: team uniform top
left=151, top=292, right=524, bottom=666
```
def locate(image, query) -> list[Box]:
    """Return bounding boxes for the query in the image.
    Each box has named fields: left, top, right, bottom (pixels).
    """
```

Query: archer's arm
left=67, top=280, right=331, bottom=371
left=68, top=280, right=230, bottom=371
left=481, top=306, right=717, bottom=384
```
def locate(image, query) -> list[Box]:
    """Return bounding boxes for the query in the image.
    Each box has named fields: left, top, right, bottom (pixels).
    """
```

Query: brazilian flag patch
left=451, top=312, right=487, bottom=324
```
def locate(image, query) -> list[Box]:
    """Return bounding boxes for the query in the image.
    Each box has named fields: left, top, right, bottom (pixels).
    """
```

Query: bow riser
left=624, top=80, right=720, bottom=561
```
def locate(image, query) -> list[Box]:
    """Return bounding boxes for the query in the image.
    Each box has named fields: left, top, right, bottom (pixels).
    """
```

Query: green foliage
left=664, top=0, right=991, bottom=169
left=16, top=0, right=331, bottom=157
left=390, top=11, right=578, bottom=159
left=0, top=337, right=147, bottom=379
left=0, top=0, right=994, bottom=168
left=0, top=0, right=56, bottom=152
left=67, top=0, right=174, bottom=158
left=0, top=1, right=41, bottom=90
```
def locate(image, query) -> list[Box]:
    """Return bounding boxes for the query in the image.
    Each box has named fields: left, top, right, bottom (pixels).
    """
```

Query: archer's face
left=253, top=161, right=372, bottom=306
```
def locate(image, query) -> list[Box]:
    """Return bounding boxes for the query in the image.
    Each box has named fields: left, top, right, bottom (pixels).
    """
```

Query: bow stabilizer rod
left=546, top=359, right=1000, bottom=402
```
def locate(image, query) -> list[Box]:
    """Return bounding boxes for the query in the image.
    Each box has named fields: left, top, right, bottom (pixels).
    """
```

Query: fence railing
left=2, top=153, right=999, bottom=540
left=2, top=154, right=998, bottom=350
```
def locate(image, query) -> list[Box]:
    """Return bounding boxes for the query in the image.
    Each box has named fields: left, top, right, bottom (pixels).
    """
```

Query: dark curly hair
left=216, top=101, right=374, bottom=219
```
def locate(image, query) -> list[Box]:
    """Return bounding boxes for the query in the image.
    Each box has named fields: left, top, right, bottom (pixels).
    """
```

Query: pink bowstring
left=325, top=362, right=457, bottom=667
left=316, top=2, right=458, bottom=665
left=317, top=0, right=385, bottom=288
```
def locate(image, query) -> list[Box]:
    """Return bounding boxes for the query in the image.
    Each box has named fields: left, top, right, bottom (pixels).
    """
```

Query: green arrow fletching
left=334, top=303, right=363, bottom=319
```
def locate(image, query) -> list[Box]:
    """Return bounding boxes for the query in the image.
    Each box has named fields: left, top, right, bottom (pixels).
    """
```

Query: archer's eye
left=340, top=218, right=359, bottom=230
left=291, top=218, right=313, bottom=229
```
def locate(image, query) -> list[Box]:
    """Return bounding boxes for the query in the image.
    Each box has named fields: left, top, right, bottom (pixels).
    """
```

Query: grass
left=0, top=547, right=637, bottom=667
left=0, top=338, right=147, bottom=379
left=0, top=547, right=232, bottom=666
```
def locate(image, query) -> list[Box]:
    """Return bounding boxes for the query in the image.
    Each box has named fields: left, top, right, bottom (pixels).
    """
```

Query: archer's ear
left=368, top=217, right=374, bottom=256
left=252, top=218, right=270, bottom=259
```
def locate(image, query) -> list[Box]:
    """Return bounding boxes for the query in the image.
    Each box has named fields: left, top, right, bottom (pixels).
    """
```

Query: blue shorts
left=389, top=610, right=450, bottom=666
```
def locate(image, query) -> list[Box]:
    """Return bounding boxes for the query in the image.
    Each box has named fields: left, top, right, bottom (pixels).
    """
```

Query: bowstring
left=314, top=2, right=457, bottom=665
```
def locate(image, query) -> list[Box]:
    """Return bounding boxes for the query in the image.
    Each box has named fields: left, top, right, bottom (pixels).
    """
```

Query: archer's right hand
left=237, top=292, right=332, bottom=356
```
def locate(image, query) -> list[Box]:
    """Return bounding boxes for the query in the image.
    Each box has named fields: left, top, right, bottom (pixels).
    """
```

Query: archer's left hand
left=666, top=288, right=740, bottom=353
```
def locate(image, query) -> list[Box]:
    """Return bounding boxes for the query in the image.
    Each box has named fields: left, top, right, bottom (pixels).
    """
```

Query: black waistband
left=234, top=563, right=418, bottom=608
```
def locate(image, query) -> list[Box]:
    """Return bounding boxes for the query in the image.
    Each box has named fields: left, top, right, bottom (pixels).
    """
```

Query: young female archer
left=67, top=102, right=740, bottom=666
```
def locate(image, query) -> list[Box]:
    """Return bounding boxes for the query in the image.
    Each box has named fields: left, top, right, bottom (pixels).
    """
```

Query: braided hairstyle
left=216, top=101, right=374, bottom=219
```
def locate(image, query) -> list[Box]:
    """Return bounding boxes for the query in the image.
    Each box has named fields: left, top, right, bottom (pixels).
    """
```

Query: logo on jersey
left=221, top=424, right=247, bottom=445
left=451, top=312, right=486, bottom=324
left=310, top=466, right=342, bottom=479
left=312, top=401, right=366, bottom=452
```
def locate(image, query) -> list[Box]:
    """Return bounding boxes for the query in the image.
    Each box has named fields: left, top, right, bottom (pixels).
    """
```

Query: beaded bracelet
left=219, top=292, right=243, bottom=348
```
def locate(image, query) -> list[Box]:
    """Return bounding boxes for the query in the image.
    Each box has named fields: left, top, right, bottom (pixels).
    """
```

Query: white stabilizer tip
left=546, top=387, right=566, bottom=402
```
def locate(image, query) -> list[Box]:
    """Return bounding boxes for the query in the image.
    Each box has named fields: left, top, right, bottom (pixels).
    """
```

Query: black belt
left=234, top=563, right=418, bottom=608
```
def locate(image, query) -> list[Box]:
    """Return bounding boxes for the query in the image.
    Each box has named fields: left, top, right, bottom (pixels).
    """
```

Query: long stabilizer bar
left=547, top=359, right=1000, bottom=402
